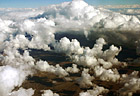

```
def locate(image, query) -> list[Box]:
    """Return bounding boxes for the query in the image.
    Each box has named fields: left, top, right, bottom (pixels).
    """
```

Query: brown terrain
left=19, top=49, right=140, bottom=96
left=1, top=49, right=139, bottom=96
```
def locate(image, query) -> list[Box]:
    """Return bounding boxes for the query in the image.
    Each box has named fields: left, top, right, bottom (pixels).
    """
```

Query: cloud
left=100, top=4, right=140, bottom=9
left=9, top=87, right=34, bottom=96
left=79, top=85, right=109, bottom=96
left=0, top=0, right=140, bottom=95
left=41, top=90, right=59, bottom=96
left=120, top=9, right=140, bottom=15
left=0, top=66, right=31, bottom=96
left=54, top=37, right=123, bottom=84
left=65, top=64, right=80, bottom=73
left=57, top=37, right=123, bottom=68
left=0, top=8, right=43, bottom=20
left=54, top=37, right=84, bottom=55
left=36, top=60, right=69, bottom=77
left=77, top=68, right=94, bottom=88
left=0, top=0, right=140, bottom=53
left=0, top=40, right=35, bottom=96
left=119, top=71, right=140, bottom=96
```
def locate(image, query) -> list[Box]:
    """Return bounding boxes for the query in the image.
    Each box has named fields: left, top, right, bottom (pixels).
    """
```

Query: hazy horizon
left=0, top=0, right=140, bottom=8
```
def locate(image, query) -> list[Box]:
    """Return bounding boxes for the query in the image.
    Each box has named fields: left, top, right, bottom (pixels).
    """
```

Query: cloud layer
left=0, top=0, right=140, bottom=96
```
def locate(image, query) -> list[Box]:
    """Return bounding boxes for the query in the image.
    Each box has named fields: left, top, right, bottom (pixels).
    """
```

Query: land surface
left=18, top=49, right=140, bottom=96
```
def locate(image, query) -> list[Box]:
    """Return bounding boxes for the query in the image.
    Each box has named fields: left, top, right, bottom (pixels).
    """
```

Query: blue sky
left=0, top=0, right=140, bottom=8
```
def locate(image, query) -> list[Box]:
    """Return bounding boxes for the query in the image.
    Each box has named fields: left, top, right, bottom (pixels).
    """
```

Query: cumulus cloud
left=37, top=0, right=140, bottom=46
left=119, top=71, right=140, bottom=96
left=54, top=37, right=125, bottom=83
left=18, top=19, right=55, bottom=50
left=119, top=78, right=140, bottom=96
left=9, top=87, right=34, bottom=96
left=36, top=60, right=69, bottom=77
left=55, top=37, right=122, bottom=68
left=0, top=0, right=140, bottom=95
left=0, top=18, right=16, bottom=51
left=0, top=66, right=31, bottom=96
left=77, top=68, right=94, bottom=88
left=54, top=37, right=83, bottom=55
left=0, top=38, right=35, bottom=96
left=65, top=64, right=80, bottom=73
left=41, top=90, right=59, bottom=96
left=94, top=66, right=120, bottom=82
left=79, top=85, right=109, bottom=96
left=0, top=0, right=140, bottom=53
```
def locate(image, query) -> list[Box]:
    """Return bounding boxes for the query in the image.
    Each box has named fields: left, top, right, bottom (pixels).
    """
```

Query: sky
left=0, top=0, right=140, bottom=8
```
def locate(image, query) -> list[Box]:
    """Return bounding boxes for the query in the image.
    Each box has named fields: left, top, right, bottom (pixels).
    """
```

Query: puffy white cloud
left=0, top=66, right=30, bottom=96
left=9, top=87, right=34, bottom=96
left=36, top=60, right=69, bottom=77
left=79, top=85, right=109, bottom=96
left=119, top=78, right=140, bottom=96
left=36, top=60, right=51, bottom=72
left=0, top=0, right=140, bottom=95
left=54, top=37, right=123, bottom=83
left=0, top=0, right=140, bottom=53
left=2, top=47, right=35, bottom=67
left=119, top=71, right=140, bottom=96
left=0, top=18, right=15, bottom=33
left=33, top=0, right=140, bottom=41
left=70, top=38, right=122, bottom=68
left=41, top=90, right=59, bottom=96
left=54, top=37, right=84, bottom=55
left=99, top=68, right=120, bottom=82
left=0, top=41, right=35, bottom=96
left=77, top=69, right=94, bottom=88
left=94, top=66, right=120, bottom=82
left=65, top=64, right=79, bottom=73
left=55, top=64, right=69, bottom=77
left=0, top=18, right=16, bottom=51
left=5, top=35, right=29, bottom=49
left=17, top=19, right=55, bottom=51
